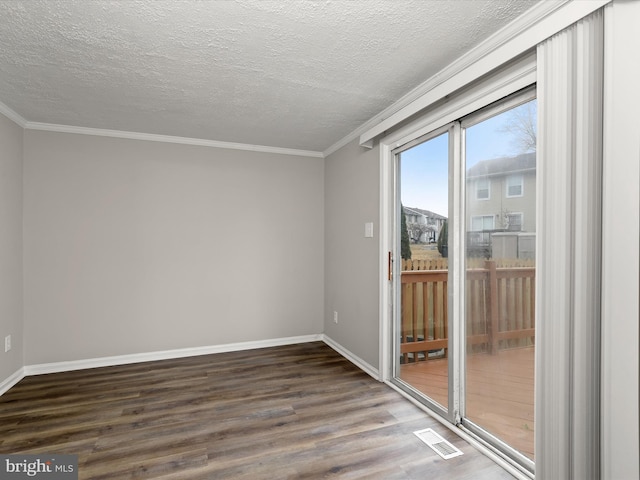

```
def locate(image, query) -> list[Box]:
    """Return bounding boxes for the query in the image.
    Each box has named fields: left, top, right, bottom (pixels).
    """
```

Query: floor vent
left=413, top=428, right=464, bottom=460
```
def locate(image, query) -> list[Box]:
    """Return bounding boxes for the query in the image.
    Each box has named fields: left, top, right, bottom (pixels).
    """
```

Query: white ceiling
left=0, top=0, right=539, bottom=154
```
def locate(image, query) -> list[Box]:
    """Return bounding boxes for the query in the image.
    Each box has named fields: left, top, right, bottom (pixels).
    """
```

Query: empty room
left=0, top=1, right=638, bottom=479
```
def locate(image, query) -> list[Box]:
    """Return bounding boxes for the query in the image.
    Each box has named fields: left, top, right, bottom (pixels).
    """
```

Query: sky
left=400, top=99, right=536, bottom=217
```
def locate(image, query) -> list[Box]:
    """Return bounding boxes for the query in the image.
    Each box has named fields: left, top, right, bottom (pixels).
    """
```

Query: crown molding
left=323, top=126, right=365, bottom=157
left=23, top=121, right=324, bottom=158
left=358, top=0, right=610, bottom=148
left=323, top=0, right=613, bottom=157
left=0, top=101, right=27, bottom=127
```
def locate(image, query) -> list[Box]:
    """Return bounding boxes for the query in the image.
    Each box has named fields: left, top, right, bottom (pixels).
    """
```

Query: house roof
left=404, top=206, right=447, bottom=220
left=0, top=0, right=540, bottom=155
left=466, top=151, right=536, bottom=178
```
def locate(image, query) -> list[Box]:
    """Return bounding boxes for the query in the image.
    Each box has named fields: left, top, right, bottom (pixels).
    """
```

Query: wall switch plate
left=333, top=311, right=338, bottom=324
left=4, top=335, right=11, bottom=353
left=365, top=222, right=374, bottom=238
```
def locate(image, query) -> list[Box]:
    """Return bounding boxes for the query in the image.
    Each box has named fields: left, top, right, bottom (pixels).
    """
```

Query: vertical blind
left=536, top=8, right=604, bottom=479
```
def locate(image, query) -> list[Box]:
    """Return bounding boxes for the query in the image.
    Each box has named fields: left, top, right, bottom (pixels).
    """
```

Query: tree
left=401, top=205, right=412, bottom=260
left=499, top=100, right=537, bottom=153
left=408, top=222, right=432, bottom=244
left=437, top=220, right=448, bottom=258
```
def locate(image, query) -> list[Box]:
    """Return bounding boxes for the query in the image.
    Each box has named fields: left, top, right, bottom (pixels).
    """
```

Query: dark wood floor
left=0, top=342, right=515, bottom=479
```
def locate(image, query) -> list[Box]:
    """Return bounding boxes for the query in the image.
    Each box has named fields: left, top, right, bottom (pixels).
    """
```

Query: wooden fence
left=401, top=257, right=535, bottom=271
left=400, top=260, right=535, bottom=364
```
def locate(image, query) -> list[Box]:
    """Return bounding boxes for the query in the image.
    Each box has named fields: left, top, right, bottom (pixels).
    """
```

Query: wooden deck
left=400, top=346, right=534, bottom=459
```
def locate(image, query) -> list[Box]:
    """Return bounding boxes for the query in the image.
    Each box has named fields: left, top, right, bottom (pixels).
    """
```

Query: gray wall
left=0, top=114, right=23, bottom=382
left=324, top=139, right=380, bottom=369
left=23, top=130, right=324, bottom=364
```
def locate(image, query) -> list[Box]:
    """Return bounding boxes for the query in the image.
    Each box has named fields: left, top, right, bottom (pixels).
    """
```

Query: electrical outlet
left=333, top=311, right=338, bottom=324
left=4, top=335, right=11, bottom=353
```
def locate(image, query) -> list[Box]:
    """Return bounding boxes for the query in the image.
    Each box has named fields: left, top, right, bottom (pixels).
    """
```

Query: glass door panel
left=396, top=130, right=450, bottom=413
left=463, top=98, right=537, bottom=460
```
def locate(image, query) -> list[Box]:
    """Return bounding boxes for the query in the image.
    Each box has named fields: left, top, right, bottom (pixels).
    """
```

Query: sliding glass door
left=462, top=96, right=536, bottom=463
left=395, top=127, right=452, bottom=418
left=392, top=90, right=537, bottom=469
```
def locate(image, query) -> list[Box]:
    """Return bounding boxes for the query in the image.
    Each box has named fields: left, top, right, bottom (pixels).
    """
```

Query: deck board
left=399, top=346, right=535, bottom=459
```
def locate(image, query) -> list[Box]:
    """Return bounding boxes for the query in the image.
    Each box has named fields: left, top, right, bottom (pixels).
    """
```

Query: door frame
left=378, top=63, right=538, bottom=476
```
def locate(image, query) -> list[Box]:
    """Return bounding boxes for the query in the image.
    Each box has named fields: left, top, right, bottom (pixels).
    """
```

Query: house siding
left=467, top=171, right=536, bottom=232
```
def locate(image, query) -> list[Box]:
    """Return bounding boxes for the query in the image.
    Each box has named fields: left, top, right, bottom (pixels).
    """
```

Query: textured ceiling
left=0, top=0, right=539, bottom=153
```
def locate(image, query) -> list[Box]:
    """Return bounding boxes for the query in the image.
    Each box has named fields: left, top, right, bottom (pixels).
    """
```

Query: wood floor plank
left=0, top=342, right=515, bottom=479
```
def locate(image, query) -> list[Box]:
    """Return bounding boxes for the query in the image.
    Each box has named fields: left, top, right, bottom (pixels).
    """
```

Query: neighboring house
left=466, top=152, right=536, bottom=257
left=404, top=206, right=447, bottom=243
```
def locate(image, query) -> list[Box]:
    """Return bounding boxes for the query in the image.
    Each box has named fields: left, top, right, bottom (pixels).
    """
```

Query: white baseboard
left=24, top=334, right=324, bottom=376
left=322, top=334, right=380, bottom=380
left=2, top=334, right=378, bottom=396
left=0, top=367, right=25, bottom=396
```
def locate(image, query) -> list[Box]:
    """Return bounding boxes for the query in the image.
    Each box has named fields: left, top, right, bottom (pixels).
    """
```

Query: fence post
left=486, top=260, right=499, bottom=354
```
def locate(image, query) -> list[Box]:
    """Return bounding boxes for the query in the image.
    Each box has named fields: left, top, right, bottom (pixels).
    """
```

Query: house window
left=505, top=212, right=523, bottom=231
left=476, top=178, right=490, bottom=200
left=506, top=174, right=523, bottom=197
left=471, top=215, right=495, bottom=231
